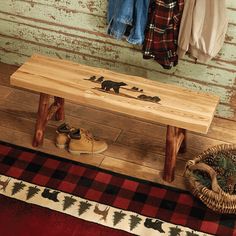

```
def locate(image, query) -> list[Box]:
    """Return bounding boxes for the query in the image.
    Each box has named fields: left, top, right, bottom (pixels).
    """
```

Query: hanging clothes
left=143, top=0, right=184, bottom=69
left=107, top=0, right=150, bottom=45
left=177, top=0, right=228, bottom=63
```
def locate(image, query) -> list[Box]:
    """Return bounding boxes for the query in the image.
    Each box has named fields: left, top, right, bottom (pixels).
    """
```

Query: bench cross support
left=32, top=93, right=65, bottom=147
left=163, top=126, right=186, bottom=182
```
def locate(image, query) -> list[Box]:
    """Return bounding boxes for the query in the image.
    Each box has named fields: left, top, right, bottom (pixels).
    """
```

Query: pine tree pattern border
left=0, top=174, right=212, bottom=236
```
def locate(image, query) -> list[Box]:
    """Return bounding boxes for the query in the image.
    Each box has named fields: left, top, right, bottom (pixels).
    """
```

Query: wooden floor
left=0, top=62, right=235, bottom=190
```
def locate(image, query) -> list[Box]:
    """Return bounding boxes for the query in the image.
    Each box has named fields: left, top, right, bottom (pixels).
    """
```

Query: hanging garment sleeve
left=177, top=0, right=195, bottom=58
left=206, top=0, right=228, bottom=60
left=107, top=0, right=134, bottom=40
left=127, top=0, right=150, bottom=45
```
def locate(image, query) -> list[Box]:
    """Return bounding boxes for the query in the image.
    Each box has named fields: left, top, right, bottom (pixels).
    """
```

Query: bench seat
left=10, top=54, right=220, bottom=182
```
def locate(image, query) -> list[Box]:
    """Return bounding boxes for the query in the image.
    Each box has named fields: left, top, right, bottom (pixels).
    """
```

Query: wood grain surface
left=11, top=54, right=219, bottom=133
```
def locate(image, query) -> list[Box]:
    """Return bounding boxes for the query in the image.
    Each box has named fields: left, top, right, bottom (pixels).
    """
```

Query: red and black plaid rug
left=0, top=141, right=235, bottom=236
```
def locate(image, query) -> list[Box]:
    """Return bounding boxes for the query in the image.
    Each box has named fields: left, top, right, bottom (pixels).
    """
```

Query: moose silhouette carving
left=93, top=204, right=110, bottom=221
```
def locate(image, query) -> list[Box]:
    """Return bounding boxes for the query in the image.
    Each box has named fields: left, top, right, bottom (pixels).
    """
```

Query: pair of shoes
left=55, top=123, right=108, bottom=155
left=56, top=123, right=74, bottom=149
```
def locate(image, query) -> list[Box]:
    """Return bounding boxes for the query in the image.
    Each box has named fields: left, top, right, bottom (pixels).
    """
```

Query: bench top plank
left=10, top=54, right=219, bottom=134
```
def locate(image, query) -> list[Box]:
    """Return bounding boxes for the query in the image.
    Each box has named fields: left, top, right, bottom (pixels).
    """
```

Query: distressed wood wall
left=0, top=0, right=235, bottom=119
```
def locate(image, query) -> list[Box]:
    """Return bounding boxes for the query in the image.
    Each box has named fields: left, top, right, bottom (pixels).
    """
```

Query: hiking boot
left=68, top=128, right=108, bottom=155
left=55, top=123, right=75, bottom=149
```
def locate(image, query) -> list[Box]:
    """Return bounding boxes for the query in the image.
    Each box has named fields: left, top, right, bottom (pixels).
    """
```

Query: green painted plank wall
left=0, top=0, right=235, bottom=119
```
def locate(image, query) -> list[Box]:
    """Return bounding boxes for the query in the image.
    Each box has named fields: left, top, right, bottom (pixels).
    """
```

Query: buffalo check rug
left=0, top=141, right=235, bottom=236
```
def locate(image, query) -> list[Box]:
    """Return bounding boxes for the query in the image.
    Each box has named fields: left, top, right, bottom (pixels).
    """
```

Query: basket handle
left=187, top=162, right=222, bottom=193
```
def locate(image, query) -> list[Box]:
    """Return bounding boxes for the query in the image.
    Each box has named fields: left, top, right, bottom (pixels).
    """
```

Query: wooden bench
left=10, top=54, right=220, bottom=182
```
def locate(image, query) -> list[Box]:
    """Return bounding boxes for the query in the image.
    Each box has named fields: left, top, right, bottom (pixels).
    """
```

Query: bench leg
left=33, top=94, right=65, bottom=147
left=54, top=97, right=65, bottom=121
left=33, top=93, right=50, bottom=147
left=179, top=128, right=187, bottom=153
left=163, top=125, right=186, bottom=182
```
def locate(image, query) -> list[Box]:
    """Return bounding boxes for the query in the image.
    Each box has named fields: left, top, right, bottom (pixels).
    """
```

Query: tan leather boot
left=55, top=123, right=74, bottom=149
left=68, top=128, right=108, bottom=155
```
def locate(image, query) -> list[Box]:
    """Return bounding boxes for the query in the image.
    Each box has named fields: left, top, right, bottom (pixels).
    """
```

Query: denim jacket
left=107, top=0, right=150, bottom=45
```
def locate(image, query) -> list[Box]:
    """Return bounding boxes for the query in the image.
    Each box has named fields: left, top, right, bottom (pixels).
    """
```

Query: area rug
left=0, top=141, right=235, bottom=236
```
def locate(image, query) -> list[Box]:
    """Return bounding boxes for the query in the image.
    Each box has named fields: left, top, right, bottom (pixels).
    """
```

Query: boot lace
left=80, top=128, right=94, bottom=154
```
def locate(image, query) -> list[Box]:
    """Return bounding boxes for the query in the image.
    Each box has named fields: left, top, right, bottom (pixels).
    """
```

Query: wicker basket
left=185, top=144, right=236, bottom=214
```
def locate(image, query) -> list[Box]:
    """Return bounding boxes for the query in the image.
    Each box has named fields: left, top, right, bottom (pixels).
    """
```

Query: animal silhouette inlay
left=137, top=94, right=161, bottom=103
left=144, top=218, right=165, bottom=233
left=96, top=76, right=104, bottom=83
left=88, top=76, right=96, bottom=81
left=41, top=188, right=60, bottom=202
left=132, top=86, right=139, bottom=91
left=131, top=87, right=143, bottom=92
left=94, top=204, right=110, bottom=221
left=101, top=80, right=127, bottom=94
left=0, top=177, right=10, bottom=192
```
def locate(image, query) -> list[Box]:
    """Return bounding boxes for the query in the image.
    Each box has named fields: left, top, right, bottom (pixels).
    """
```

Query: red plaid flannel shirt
left=143, top=0, right=184, bottom=69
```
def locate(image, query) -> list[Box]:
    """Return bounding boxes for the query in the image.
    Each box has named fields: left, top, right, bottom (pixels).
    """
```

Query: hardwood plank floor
left=0, top=62, right=233, bottom=190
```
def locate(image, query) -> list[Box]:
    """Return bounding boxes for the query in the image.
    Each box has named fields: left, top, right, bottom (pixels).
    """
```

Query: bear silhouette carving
left=101, top=80, right=127, bottom=94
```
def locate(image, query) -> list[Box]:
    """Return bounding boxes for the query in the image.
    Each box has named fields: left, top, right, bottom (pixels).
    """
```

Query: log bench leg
left=54, top=97, right=65, bottom=121
left=179, top=128, right=186, bottom=153
left=32, top=93, right=50, bottom=147
left=32, top=93, right=65, bottom=147
left=163, top=125, right=187, bottom=182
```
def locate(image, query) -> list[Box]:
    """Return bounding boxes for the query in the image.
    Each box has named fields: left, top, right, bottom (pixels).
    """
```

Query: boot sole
left=68, top=145, right=108, bottom=156
left=56, top=143, right=66, bottom=149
